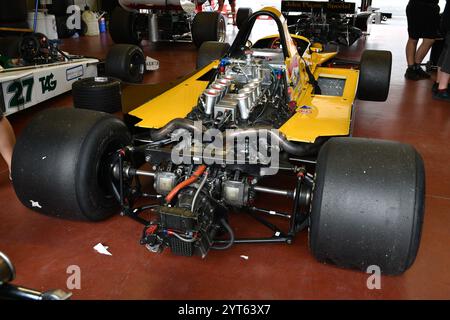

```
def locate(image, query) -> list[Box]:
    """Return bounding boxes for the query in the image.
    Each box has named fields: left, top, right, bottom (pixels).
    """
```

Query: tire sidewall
left=76, top=118, right=131, bottom=220
left=192, top=12, right=225, bottom=48
left=309, top=138, right=425, bottom=275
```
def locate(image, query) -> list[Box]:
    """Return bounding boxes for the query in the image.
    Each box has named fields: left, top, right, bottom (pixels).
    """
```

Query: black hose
left=211, top=218, right=235, bottom=250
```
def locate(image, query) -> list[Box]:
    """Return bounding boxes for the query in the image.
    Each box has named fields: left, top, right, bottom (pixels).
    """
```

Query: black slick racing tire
left=191, top=12, right=226, bottom=48
left=73, top=77, right=122, bottom=113
left=105, top=44, right=145, bottom=83
left=11, top=108, right=131, bottom=221
left=109, top=6, right=142, bottom=45
left=236, top=8, right=253, bottom=30
left=357, top=50, right=392, bottom=102
left=196, top=41, right=230, bottom=69
left=309, top=137, right=425, bottom=275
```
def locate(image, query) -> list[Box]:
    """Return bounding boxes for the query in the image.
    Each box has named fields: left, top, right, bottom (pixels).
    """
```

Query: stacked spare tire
left=72, top=44, right=146, bottom=113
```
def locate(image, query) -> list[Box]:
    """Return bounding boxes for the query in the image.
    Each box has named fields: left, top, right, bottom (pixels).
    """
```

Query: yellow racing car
left=11, top=7, right=425, bottom=275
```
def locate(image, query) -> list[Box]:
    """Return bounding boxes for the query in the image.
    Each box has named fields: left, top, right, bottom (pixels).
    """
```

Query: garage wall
left=26, top=0, right=98, bottom=11
left=73, top=0, right=98, bottom=10
left=236, top=0, right=281, bottom=12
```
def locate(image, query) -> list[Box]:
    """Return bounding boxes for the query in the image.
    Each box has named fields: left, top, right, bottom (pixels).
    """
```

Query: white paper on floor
left=145, top=56, right=160, bottom=71
left=240, top=255, right=249, bottom=260
left=30, top=200, right=42, bottom=209
left=93, top=243, right=112, bottom=256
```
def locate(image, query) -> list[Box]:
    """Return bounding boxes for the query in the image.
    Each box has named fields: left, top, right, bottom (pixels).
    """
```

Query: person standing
left=0, top=55, right=16, bottom=178
left=433, top=0, right=450, bottom=101
left=405, top=0, right=441, bottom=80
left=218, top=0, right=236, bottom=24
left=0, top=114, right=16, bottom=178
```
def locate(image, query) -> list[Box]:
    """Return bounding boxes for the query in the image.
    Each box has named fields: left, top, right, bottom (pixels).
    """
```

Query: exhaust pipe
left=150, top=120, right=325, bottom=157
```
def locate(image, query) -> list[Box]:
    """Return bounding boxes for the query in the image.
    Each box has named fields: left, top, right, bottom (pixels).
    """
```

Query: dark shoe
left=432, top=82, right=439, bottom=94
left=414, top=66, right=431, bottom=79
left=405, top=67, right=420, bottom=80
left=433, top=89, right=450, bottom=102
left=432, top=83, right=450, bottom=94
left=405, top=65, right=431, bottom=80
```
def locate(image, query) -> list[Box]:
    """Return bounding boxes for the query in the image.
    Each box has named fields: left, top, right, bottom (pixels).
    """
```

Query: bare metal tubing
left=150, top=122, right=320, bottom=157
left=236, top=92, right=251, bottom=120
left=210, top=82, right=227, bottom=99
left=239, top=87, right=254, bottom=106
left=226, top=128, right=319, bottom=157
left=203, top=89, right=221, bottom=115
left=244, top=83, right=258, bottom=102
left=253, top=185, right=294, bottom=198
left=135, top=169, right=156, bottom=178
left=150, top=118, right=206, bottom=140
left=214, top=237, right=290, bottom=244
left=248, top=78, right=262, bottom=96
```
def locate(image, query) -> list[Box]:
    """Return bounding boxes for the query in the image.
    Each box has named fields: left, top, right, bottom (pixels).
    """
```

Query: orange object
left=165, top=165, right=206, bottom=203
left=0, top=27, right=33, bottom=33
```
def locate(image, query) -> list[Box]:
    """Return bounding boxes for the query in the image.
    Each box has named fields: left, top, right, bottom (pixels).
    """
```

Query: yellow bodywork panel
left=279, top=67, right=360, bottom=143
left=129, top=60, right=217, bottom=128
left=311, top=51, right=338, bottom=67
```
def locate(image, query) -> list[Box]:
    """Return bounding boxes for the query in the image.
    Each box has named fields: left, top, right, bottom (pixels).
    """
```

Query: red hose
left=165, top=165, right=206, bottom=203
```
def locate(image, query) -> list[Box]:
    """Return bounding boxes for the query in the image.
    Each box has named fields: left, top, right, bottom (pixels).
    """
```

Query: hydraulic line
left=211, top=218, right=235, bottom=250
left=167, top=230, right=197, bottom=243
left=165, top=165, right=206, bottom=203
left=191, top=170, right=209, bottom=212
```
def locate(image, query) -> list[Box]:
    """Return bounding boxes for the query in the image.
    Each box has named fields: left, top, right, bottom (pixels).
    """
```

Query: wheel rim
left=97, top=139, right=129, bottom=204
left=0, top=251, right=15, bottom=283
left=217, top=17, right=226, bottom=43
left=129, top=51, right=145, bottom=80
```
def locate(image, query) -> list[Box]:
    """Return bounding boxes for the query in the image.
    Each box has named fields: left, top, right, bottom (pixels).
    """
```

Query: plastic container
left=27, top=12, right=58, bottom=40
left=82, top=10, right=99, bottom=36
left=99, top=17, right=106, bottom=33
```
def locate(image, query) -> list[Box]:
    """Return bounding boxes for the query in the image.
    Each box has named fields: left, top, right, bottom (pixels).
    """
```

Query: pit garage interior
left=0, top=0, right=449, bottom=300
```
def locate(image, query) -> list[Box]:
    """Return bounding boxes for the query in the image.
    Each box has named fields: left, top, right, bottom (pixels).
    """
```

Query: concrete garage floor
left=1, top=19, right=450, bottom=299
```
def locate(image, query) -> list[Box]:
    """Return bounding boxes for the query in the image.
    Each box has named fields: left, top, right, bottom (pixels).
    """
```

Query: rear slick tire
left=192, top=12, right=226, bottom=48
left=236, top=8, right=253, bottom=30
left=109, top=6, right=142, bottom=45
left=309, top=137, right=425, bottom=275
left=105, top=44, right=145, bottom=83
left=12, top=108, right=131, bottom=221
left=357, top=50, right=392, bottom=102
left=196, top=41, right=230, bottom=69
